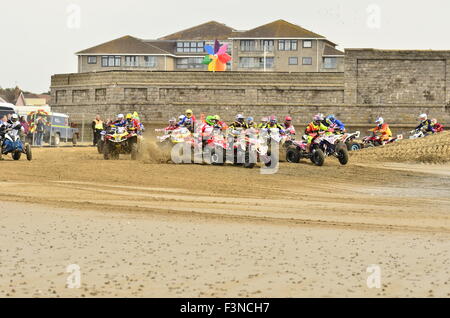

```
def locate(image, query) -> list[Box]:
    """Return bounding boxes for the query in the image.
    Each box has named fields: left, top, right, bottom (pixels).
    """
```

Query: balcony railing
left=240, top=46, right=274, bottom=53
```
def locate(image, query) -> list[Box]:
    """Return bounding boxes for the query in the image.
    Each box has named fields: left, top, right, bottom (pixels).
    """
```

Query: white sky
left=1, top=0, right=449, bottom=93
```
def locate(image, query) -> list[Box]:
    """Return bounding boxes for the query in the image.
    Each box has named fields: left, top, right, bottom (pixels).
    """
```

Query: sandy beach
left=0, top=136, right=449, bottom=297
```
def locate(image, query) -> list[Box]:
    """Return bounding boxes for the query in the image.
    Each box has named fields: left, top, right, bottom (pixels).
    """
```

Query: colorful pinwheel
left=202, top=40, right=232, bottom=72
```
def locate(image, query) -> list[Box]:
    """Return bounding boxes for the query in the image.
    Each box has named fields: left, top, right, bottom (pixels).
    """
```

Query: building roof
left=323, top=45, right=344, bottom=56
left=158, top=21, right=236, bottom=40
left=231, top=19, right=326, bottom=39
left=76, top=36, right=173, bottom=55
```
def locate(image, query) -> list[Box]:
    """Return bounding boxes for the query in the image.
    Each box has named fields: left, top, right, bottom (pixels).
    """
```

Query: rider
left=283, top=116, right=296, bottom=136
left=266, top=116, right=285, bottom=132
left=112, top=114, right=127, bottom=127
left=305, top=114, right=329, bottom=152
left=178, top=109, right=197, bottom=132
left=164, top=118, right=178, bottom=132
left=324, top=114, right=346, bottom=133
left=370, top=117, right=392, bottom=142
left=431, top=118, right=444, bottom=133
left=214, top=115, right=228, bottom=130
left=229, top=114, right=249, bottom=130
left=247, top=117, right=257, bottom=129
left=125, top=113, right=140, bottom=132
left=414, top=114, right=434, bottom=135
left=258, top=117, right=269, bottom=129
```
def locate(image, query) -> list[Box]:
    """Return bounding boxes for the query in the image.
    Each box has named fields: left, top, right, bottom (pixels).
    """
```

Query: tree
left=0, top=86, right=22, bottom=104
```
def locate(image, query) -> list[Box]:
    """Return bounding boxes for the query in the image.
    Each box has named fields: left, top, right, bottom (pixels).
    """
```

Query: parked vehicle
left=0, top=103, right=17, bottom=118
left=27, top=110, right=79, bottom=146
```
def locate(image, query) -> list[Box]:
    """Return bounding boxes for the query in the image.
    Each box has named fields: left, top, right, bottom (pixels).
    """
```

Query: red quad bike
left=362, top=133, right=403, bottom=148
left=203, top=128, right=229, bottom=165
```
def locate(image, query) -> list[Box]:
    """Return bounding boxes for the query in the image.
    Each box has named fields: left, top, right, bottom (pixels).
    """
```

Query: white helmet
left=236, top=114, right=244, bottom=121
left=117, top=114, right=124, bottom=119
left=313, top=113, right=324, bottom=121
left=375, top=117, right=384, bottom=125
left=11, top=114, right=19, bottom=120
left=419, top=113, right=428, bottom=121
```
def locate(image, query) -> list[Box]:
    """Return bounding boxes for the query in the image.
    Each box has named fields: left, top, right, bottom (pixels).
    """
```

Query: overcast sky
left=1, top=0, right=449, bottom=93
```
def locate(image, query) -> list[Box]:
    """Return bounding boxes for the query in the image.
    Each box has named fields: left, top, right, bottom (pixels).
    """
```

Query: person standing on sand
left=92, top=114, right=104, bottom=146
left=35, top=116, right=46, bottom=147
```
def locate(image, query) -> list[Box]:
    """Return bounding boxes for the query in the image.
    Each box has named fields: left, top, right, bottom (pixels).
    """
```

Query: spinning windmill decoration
left=202, top=40, right=232, bottom=72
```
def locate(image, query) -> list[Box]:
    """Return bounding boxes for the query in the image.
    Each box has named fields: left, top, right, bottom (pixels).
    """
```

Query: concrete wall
left=51, top=49, right=450, bottom=125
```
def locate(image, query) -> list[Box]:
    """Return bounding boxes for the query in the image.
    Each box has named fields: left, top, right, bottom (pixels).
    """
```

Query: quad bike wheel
left=208, top=147, right=225, bottom=166
left=130, top=142, right=138, bottom=161
left=311, top=149, right=325, bottom=166
left=336, top=145, right=349, bottom=165
left=286, top=146, right=300, bottom=163
left=25, top=143, right=32, bottom=161
left=243, top=150, right=256, bottom=169
left=347, top=142, right=362, bottom=151
left=12, top=151, right=21, bottom=161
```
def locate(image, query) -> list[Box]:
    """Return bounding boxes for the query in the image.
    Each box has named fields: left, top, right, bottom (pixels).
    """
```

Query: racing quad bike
left=341, top=131, right=361, bottom=151
left=0, top=128, right=32, bottom=161
left=157, top=127, right=193, bottom=149
left=409, top=129, right=433, bottom=140
left=285, top=136, right=326, bottom=167
left=102, top=126, right=140, bottom=160
left=203, top=129, right=229, bottom=165
left=362, top=133, right=403, bottom=148
left=313, top=132, right=349, bottom=166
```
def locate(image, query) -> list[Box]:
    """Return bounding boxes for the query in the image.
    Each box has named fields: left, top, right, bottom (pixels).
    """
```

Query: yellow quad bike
left=103, top=126, right=141, bottom=160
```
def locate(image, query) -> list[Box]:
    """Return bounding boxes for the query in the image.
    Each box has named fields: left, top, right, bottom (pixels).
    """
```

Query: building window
left=176, top=42, right=205, bottom=53
left=144, top=56, right=156, bottom=67
left=102, top=56, right=121, bottom=67
left=323, top=57, right=337, bottom=69
left=176, top=57, right=205, bottom=69
left=302, top=57, right=313, bottom=65
left=239, top=57, right=274, bottom=69
left=278, top=40, right=298, bottom=51
left=303, top=40, right=313, bottom=48
left=288, top=57, right=298, bottom=65
left=124, top=56, right=138, bottom=67
left=240, top=40, right=273, bottom=52
left=87, top=56, right=97, bottom=64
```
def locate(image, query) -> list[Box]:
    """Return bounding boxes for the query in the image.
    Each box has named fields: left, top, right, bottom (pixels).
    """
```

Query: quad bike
left=257, top=128, right=286, bottom=168
left=362, top=133, right=403, bottom=148
left=313, top=132, right=349, bottom=165
left=203, top=128, right=229, bottom=165
left=0, top=128, right=32, bottom=161
left=156, top=127, right=193, bottom=148
left=409, top=129, right=433, bottom=140
left=285, top=137, right=326, bottom=167
left=341, top=131, right=361, bottom=151
left=102, top=126, right=140, bottom=160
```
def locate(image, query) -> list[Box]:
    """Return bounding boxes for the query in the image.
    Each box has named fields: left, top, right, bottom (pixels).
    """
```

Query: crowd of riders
left=160, top=109, right=445, bottom=151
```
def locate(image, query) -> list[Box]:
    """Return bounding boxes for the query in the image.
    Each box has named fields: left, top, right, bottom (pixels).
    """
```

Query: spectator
left=19, top=116, right=29, bottom=141
left=92, top=114, right=104, bottom=146
left=35, top=116, right=46, bottom=147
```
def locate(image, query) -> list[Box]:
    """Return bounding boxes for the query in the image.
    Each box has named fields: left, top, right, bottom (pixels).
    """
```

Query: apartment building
left=76, top=20, right=343, bottom=73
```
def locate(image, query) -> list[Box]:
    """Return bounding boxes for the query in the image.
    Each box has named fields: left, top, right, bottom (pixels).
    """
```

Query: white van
left=0, top=102, right=17, bottom=118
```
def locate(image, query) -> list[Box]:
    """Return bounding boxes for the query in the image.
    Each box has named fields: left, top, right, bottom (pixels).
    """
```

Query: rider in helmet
left=229, top=114, right=249, bottom=130
left=214, top=115, right=228, bottom=130
left=324, top=114, right=346, bottom=133
left=370, top=117, right=392, bottom=142
left=305, top=113, right=329, bottom=152
left=178, top=109, right=197, bottom=132
left=258, top=117, right=269, bottom=129
left=165, top=118, right=178, bottom=132
left=125, top=113, right=140, bottom=132
left=430, top=118, right=444, bottom=133
left=283, top=116, right=296, bottom=136
left=246, top=117, right=256, bottom=129
left=414, top=113, right=434, bottom=135
left=112, top=114, right=126, bottom=127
